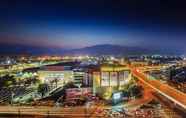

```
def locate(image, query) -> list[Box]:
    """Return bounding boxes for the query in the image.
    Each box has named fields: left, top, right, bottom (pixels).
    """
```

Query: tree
left=5, top=80, right=13, bottom=87
left=54, top=78, right=59, bottom=88
left=38, top=83, right=49, bottom=98
left=128, top=85, right=143, bottom=98
left=0, top=75, right=16, bottom=88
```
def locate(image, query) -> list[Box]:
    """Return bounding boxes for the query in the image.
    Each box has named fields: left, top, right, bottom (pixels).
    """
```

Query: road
left=0, top=105, right=105, bottom=118
left=130, top=66, right=186, bottom=110
left=0, top=61, right=59, bottom=76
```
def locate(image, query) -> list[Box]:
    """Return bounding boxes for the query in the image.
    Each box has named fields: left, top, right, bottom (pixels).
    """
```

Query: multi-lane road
left=0, top=61, right=59, bottom=76
left=130, top=65, right=186, bottom=111
left=0, top=105, right=105, bottom=118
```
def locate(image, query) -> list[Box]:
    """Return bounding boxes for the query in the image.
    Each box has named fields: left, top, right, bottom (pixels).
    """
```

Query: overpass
left=129, top=66, right=186, bottom=111
left=135, top=65, right=167, bottom=72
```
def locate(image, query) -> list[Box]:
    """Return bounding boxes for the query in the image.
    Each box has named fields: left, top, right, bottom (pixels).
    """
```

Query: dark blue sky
left=0, top=0, right=186, bottom=53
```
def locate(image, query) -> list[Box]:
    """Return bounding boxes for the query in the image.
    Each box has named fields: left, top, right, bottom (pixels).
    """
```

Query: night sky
left=1, top=0, right=186, bottom=54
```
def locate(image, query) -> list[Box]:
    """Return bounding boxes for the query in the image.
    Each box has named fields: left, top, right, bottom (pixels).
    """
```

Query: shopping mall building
left=84, top=64, right=131, bottom=99
left=37, top=61, right=131, bottom=100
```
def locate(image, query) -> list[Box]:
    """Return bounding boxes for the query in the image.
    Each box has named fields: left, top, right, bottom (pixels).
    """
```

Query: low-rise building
left=38, top=62, right=81, bottom=87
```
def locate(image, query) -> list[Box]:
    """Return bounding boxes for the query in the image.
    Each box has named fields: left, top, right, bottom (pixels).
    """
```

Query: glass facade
left=101, top=72, right=109, bottom=86
left=110, top=72, right=118, bottom=86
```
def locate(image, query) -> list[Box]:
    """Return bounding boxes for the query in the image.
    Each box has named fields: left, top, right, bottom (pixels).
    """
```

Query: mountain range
left=0, top=44, right=182, bottom=56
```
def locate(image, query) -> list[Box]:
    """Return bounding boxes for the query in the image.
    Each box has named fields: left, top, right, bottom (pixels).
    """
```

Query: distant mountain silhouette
left=0, top=44, right=66, bottom=55
left=0, top=44, right=182, bottom=56
left=65, top=44, right=156, bottom=56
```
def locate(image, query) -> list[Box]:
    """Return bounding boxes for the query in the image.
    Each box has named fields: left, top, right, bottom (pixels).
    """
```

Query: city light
left=0, top=1, right=185, bottom=117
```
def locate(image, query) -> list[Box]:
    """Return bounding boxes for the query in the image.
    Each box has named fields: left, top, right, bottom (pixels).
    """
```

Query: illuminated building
left=38, top=62, right=81, bottom=86
left=38, top=69, right=74, bottom=86
left=73, top=69, right=86, bottom=87
left=84, top=64, right=131, bottom=99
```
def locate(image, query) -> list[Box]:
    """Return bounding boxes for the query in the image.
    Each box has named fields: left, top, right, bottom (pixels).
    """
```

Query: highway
left=0, top=105, right=105, bottom=118
left=130, top=66, right=186, bottom=111
left=0, top=61, right=59, bottom=76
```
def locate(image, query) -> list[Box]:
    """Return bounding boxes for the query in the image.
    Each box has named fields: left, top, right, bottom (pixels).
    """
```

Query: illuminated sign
left=113, top=92, right=122, bottom=100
